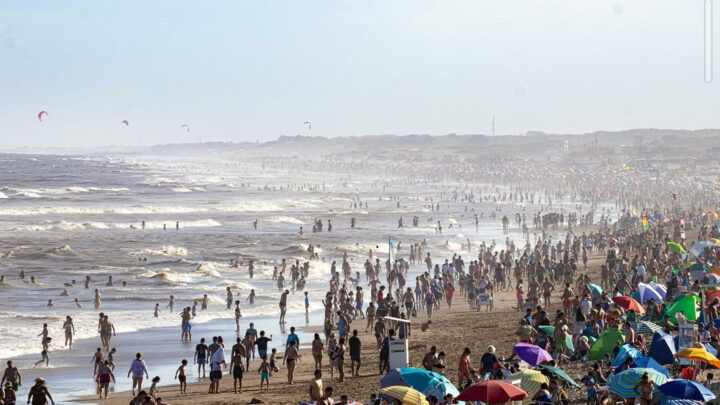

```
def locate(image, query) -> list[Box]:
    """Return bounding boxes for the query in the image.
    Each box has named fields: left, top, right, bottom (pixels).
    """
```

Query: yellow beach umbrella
left=675, top=347, right=720, bottom=368
left=507, top=369, right=549, bottom=403
left=381, top=385, right=430, bottom=405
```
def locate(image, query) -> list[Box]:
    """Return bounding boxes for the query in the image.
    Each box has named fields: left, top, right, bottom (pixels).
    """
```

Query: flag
left=642, top=214, right=649, bottom=231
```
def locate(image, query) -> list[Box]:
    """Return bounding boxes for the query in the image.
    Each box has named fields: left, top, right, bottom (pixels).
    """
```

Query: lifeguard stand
left=385, top=316, right=410, bottom=369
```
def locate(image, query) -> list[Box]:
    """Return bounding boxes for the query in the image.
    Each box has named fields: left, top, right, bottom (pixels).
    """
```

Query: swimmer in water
left=46, top=300, right=53, bottom=307
left=60, top=289, right=69, bottom=296
left=75, top=298, right=82, bottom=308
left=246, top=289, right=256, bottom=305
left=154, top=303, right=160, bottom=318
left=94, top=289, right=101, bottom=309
left=106, top=276, right=113, bottom=287
left=31, top=276, right=37, bottom=284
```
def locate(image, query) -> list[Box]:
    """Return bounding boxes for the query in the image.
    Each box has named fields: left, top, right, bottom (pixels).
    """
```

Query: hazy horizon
left=2, top=1, right=719, bottom=148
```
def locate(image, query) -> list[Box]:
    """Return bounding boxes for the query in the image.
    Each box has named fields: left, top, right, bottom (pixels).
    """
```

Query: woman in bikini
left=457, top=347, right=471, bottom=387
left=633, top=372, right=654, bottom=405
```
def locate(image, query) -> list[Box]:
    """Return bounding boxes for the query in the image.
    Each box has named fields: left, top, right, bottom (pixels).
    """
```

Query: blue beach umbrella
left=632, top=356, right=669, bottom=377
left=611, top=344, right=641, bottom=367
left=608, top=368, right=668, bottom=398
left=381, top=368, right=462, bottom=405
left=658, top=380, right=716, bottom=402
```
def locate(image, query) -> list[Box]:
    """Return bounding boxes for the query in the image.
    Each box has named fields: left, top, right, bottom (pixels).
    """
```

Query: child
left=582, top=371, right=599, bottom=405
left=258, top=356, right=271, bottom=389
left=149, top=376, right=160, bottom=399
left=34, top=338, right=51, bottom=368
left=108, top=347, right=116, bottom=370
left=269, top=348, right=279, bottom=375
left=154, top=303, right=160, bottom=318
left=92, top=348, right=104, bottom=375
left=174, top=359, right=187, bottom=394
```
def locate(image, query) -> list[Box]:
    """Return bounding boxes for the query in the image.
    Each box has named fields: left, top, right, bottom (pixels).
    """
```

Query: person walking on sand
left=258, top=356, right=271, bottom=390
left=312, top=333, right=324, bottom=372
left=283, top=340, right=301, bottom=385
left=96, top=360, right=115, bottom=399
left=229, top=343, right=245, bottom=394
left=128, top=353, right=149, bottom=396
left=174, top=359, right=188, bottom=395
left=1, top=360, right=22, bottom=392
left=194, top=338, right=209, bottom=379
left=27, top=377, right=54, bottom=405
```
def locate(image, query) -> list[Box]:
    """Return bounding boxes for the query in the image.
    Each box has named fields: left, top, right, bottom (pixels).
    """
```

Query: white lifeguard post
left=385, top=316, right=410, bottom=369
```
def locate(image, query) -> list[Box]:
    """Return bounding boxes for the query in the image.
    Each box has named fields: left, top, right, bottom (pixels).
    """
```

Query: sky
left=0, top=0, right=717, bottom=147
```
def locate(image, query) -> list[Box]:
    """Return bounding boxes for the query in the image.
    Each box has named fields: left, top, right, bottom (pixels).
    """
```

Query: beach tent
left=589, top=328, right=625, bottom=360
left=649, top=331, right=677, bottom=365
left=666, top=294, right=700, bottom=324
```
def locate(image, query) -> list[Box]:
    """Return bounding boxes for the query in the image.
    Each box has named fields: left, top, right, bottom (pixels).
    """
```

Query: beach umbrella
left=658, top=380, right=716, bottom=401
left=649, top=282, right=667, bottom=299
left=649, top=331, right=676, bottom=365
left=514, top=342, right=553, bottom=366
left=633, top=356, right=670, bottom=377
left=538, top=365, right=580, bottom=388
left=589, top=328, right=625, bottom=360
left=456, top=380, right=528, bottom=402
left=380, top=368, right=461, bottom=404
left=667, top=242, right=686, bottom=255
left=506, top=369, right=549, bottom=399
left=637, top=283, right=664, bottom=303
left=537, top=325, right=555, bottom=336
left=667, top=400, right=703, bottom=405
left=690, top=241, right=717, bottom=259
left=666, top=295, right=700, bottom=324
left=608, top=368, right=668, bottom=398
left=381, top=386, right=429, bottom=405
left=707, top=343, right=718, bottom=357
left=589, top=284, right=603, bottom=300
left=622, top=321, right=662, bottom=335
left=675, top=347, right=720, bottom=368
left=613, top=296, right=646, bottom=314
left=611, top=344, right=641, bottom=367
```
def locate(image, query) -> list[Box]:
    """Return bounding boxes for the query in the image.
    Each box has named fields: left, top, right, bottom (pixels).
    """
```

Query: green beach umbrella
left=537, top=325, right=555, bottom=336
left=538, top=365, right=580, bottom=388
left=665, top=294, right=700, bottom=324
left=667, top=242, right=686, bottom=255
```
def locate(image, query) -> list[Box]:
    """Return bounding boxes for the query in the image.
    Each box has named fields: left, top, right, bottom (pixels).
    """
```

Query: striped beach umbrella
left=381, top=385, right=430, bottom=405
left=621, top=321, right=663, bottom=335
left=667, top=399, right=703, bottom=405
left=608, top=368, right=668, bottom=398
left=507, top=369, right=549, bottom=400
